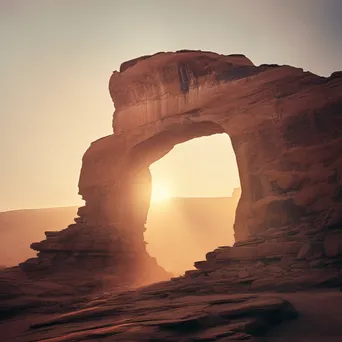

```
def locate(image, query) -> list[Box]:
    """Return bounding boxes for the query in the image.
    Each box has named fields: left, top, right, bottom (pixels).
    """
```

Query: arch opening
left=125, top=121, right=241, bottom=278
left=145, top=133, right=241, bottom=276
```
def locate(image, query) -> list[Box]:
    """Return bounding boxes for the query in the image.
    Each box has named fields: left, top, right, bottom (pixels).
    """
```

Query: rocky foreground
left=1, top=215, right=342, bottom=341
left=6, top=291, right=296, bottom=341
left=2, top=272, right=342, bottom=341
left=1, top=194, right=342, bottom=341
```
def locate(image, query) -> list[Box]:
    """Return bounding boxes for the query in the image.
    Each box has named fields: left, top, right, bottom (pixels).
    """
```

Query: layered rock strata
left=18, top=50, right=342, bottom=290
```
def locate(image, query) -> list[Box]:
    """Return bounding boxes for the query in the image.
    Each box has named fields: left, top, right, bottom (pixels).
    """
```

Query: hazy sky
left=1, top=0, right=342, bottom=211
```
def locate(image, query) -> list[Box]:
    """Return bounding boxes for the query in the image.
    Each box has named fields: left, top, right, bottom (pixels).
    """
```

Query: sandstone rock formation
left=16, top=50, right=342, bottom=291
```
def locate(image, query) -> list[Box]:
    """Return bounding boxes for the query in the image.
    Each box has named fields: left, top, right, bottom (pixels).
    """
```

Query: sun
left=151, top=181, right=172, bottom=203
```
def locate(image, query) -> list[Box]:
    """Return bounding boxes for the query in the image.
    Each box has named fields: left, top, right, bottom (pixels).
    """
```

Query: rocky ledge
left=176, top=216, right=342, bottom=292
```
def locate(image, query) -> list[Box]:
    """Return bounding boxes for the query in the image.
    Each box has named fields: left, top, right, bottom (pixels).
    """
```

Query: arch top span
left=109, top=50, right=268, bottom=134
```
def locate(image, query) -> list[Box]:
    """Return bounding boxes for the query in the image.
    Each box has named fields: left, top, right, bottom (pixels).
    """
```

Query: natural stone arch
left=24, top=50, right=342, bottom=288
left=81, top=50, right=341, bottom=240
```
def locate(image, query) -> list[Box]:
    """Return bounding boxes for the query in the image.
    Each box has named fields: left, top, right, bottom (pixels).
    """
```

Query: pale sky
left=1, top=0, right=342, bottom=211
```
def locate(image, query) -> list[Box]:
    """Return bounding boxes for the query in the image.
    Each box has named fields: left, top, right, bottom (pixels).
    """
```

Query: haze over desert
left=0, top=190, right=240, bottom=275
left=1, top=1, right=342, bottom=341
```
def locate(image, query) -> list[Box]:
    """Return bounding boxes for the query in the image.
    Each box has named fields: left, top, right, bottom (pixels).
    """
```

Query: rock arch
left=23, top=50, right=342, bottom=288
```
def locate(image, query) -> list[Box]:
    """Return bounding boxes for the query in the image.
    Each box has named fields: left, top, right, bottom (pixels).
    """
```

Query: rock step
left=212, top=241, right=303, bottom=261
left=44, top=231, right=60, bottom=238
left=74, top=217, right=84, bottom=224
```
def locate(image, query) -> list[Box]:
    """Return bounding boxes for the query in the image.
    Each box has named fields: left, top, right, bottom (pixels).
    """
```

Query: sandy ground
left=265, top=290, right=342, bottom=341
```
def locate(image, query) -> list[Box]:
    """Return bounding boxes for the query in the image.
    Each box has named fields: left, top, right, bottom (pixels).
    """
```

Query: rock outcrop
left=175, top=222, right=342, bottom=292
left=17, top=50, right=342, bottom=291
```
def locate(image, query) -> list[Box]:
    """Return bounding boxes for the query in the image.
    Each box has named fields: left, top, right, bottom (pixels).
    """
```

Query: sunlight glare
left=151, top=181, right=172, bottom=203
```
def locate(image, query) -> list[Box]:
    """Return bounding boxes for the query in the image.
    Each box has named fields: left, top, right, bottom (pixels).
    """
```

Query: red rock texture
left=16, top=50, right=342, bottom=290
left=2, top=50, right=342, bottom=342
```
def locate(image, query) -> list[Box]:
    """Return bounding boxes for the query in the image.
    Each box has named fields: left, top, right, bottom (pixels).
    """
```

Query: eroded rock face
left=18, top=50, right=342, bottom=289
